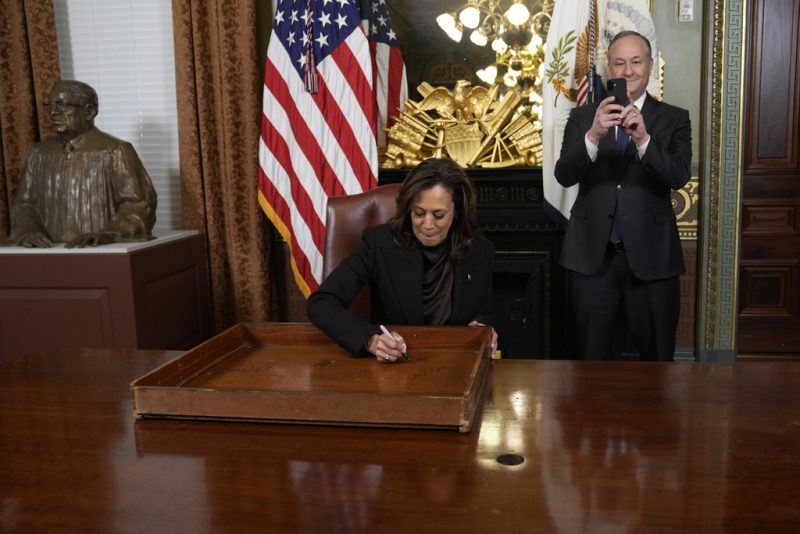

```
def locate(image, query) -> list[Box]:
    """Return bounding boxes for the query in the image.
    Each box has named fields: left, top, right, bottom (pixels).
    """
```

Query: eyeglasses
left=44, top=101, right=82, bottom=112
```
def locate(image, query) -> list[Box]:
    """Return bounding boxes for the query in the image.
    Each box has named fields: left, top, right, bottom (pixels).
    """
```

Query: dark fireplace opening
left=491, top=252, right=551, bottom=359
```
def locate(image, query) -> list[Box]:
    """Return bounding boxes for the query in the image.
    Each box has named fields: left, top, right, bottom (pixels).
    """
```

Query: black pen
left=380, top=325, right=409, bottom=360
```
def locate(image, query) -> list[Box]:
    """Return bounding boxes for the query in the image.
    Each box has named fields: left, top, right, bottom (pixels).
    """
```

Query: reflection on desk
left=1, top=348, right=799, bottom=532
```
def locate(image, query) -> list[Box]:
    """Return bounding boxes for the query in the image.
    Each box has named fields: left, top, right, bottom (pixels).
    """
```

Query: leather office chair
left=322, top=183, right=401, bottom=318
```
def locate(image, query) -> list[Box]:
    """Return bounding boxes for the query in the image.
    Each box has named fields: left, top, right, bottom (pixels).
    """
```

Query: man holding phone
left=554, top=31, right=692, bottom=361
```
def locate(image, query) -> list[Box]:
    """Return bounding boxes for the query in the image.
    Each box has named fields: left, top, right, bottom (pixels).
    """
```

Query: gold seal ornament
left=381, top=80, right=542, bottom=169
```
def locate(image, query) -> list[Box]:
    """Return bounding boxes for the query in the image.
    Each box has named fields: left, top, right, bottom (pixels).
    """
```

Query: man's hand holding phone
left=607, top=77, right=649, bottom=145
left=587, top=96, right=625, bottom=145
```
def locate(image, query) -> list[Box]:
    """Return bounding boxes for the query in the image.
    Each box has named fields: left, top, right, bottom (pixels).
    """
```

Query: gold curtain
left=172, top=0, right=276, bottom=330
left=0, top=0, right=60, bottom=237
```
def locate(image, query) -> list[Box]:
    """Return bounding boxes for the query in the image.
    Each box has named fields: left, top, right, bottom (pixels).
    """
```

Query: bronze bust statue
left=6, top=80, right=157, bottom=248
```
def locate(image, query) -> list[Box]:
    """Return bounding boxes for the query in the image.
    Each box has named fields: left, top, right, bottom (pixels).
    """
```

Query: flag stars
left=300, top=9, right=313, bottom=25
left=315, top=33, right=329, bottom=48
left=336, top=0, right=350, bottom=8
left=290, top=10, right=299, bottom=23
left=387, top=29, right=396, bottom=41
left=335, top=13, right=348, bottom=28
left=319, top=11, right=331, bottom=27
left=377, top=15, right=387, bottom=26
left=275, top=10, right=285, bottom=24
left=287, top=31, right=296, bottom=45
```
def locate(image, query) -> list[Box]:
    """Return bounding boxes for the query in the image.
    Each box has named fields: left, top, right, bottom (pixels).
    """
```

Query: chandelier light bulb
left=505, top=2, right=531, bottom=26
left=470, top=29, right=489, bottom=46
left=527, top=34, right=543, bottom=52
left=476, top=65, right=498, bottom=84
left=437, top=13, right=463, bottom=42
left=492, top=38, right=508, bottom=53
left=459, top=6, right=481, bottom=29
left=437, top=12, right=456, bottom=31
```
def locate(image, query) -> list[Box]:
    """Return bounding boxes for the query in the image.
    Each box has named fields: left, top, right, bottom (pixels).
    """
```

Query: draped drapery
left=171, top=0, right=276, bottom=330
left=0, top=0, right=60, bottom=238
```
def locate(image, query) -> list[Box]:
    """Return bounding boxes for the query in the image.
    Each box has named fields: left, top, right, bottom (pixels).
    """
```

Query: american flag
left=575, top=0, right=595, bottom=106
left=258, top=0, right=379, bottom=297
left=574, top=0, right=603, bottom=106
left=360, top=0, right=407, bottom=147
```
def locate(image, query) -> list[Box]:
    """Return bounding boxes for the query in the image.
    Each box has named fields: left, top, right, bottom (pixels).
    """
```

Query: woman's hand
left=468, top=321, right=498, bottom=358
left=366, top=331, right=407, bottom=363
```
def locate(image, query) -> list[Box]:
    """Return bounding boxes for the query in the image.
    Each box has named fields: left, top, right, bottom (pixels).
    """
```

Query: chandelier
left=436, top=1, right=553, bottom=109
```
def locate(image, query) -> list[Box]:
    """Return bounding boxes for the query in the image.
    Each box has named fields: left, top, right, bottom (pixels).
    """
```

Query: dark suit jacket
left=554, top=94, right=692, bottom=280
left=307, top=223, right=495, bottom=355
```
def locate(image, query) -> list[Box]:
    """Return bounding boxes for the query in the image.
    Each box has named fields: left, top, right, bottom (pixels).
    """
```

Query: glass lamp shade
left=470, top=29, right=489, bottom=46
left=459, top=6, right=481, bottom=29
left=476, top=65, right=498, bottom=84
left=437, top=13, right=463, bottom=42
left=505, top=2, right=531, bottom=26
left=527, top=34, right=543, bottom=52
left=437, top=12, right=456, bottom=31
left=492, top=38, right=509, bottom=53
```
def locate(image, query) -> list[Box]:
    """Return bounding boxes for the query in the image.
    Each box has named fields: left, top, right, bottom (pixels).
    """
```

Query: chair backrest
left=323, top=183, right=401, bottom=318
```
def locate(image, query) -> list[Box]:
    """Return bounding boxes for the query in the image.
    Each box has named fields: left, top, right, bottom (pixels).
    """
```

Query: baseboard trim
left=738, top=353, right=800, bottom=362
left=695, top=349, right=737, bottom=363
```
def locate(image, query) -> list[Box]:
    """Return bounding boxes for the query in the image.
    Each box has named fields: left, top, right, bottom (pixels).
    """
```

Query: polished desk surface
left=1, top=349, right=799, bottom=533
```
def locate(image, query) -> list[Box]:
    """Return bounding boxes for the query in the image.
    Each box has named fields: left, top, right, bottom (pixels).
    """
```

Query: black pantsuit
left=307, top=224, right=495, bottom=356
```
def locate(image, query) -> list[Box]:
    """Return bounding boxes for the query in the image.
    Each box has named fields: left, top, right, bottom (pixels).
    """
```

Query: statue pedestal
left=0, top=230, right=212, bottom=361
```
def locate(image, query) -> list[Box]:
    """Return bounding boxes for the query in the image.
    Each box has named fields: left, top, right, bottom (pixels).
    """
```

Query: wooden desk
left=1, top=349, right=799, bottom=532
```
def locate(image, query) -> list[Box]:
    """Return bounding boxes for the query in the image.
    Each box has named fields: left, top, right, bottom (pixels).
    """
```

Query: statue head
left=45, top=80, right=98, bottom=138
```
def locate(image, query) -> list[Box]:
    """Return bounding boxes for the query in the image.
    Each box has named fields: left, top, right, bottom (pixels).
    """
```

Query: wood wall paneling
left=745, top=0, right=800, bottom=171
left=739, top=0, right=800, bottom=354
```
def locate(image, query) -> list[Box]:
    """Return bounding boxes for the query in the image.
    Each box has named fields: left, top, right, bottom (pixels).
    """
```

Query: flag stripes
left=258, top=0, right=380, bottom=296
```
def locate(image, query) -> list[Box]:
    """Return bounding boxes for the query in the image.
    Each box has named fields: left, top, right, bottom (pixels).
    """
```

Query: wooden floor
left=1, top=347, right=799, bottom=532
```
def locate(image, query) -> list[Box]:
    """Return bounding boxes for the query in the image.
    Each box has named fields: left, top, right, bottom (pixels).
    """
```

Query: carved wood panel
left=739, top=260, right=798, bottom=317
left=744, top=0, right=800, bottom=172
left=742, top=202, right=798, bottom=236
left=739, top=0, right=800, bottom=354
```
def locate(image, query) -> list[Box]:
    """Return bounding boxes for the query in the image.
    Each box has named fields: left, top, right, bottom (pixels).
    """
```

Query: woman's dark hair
left=389, top=158, right=479, bottom=259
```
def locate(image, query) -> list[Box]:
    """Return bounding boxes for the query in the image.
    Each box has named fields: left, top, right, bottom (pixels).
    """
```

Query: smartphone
left=606, top=78, right=628, bottom=106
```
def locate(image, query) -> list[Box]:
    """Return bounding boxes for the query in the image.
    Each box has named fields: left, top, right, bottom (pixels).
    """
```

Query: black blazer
left=307, top=223, right=495, bottom=355
left=554, top=94, right=692, bottom=280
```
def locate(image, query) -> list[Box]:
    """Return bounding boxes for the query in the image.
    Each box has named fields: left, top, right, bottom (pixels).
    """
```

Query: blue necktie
left=609, top=127, right=629, bottom=243
left=616, top=126, right=630, bottom=157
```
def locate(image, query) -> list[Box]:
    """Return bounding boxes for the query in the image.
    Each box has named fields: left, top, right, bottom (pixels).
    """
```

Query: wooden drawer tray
left=131, top=323, right=492, bottom=432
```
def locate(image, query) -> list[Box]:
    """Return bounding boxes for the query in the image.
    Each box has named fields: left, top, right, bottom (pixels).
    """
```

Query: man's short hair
left=609, top=31, right=652, bottom=59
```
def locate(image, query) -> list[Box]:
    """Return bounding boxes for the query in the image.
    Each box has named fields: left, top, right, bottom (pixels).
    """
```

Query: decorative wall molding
left=697, top=0, right=747, bottom=360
